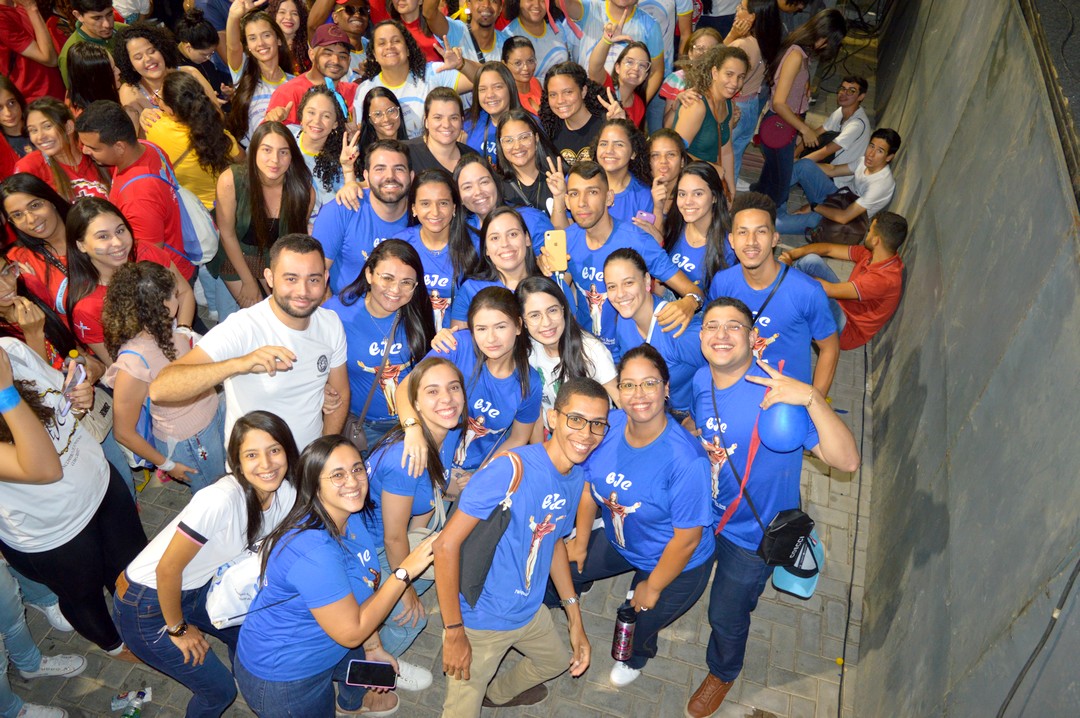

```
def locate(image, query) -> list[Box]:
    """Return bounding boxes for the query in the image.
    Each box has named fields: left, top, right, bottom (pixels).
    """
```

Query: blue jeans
left=544, top=528, right=715, bottom=670
left=792, top=255, right=847, bottom=333
left=732, top=92, right=766, bottom=184
left=705, top=533, right=773, bottom=681
left=376, top=547, right=433, bottom=657
left=775, top=158, right=840, bottom=236
left=646, top=92, right=665, bottom=134
left=154, top=400, right=227, bottom=494
left=6, top=565, right=57, bottom=609
left=751, top=111, right=800, bottom=210
left=235, top=646, right=368, bottom=716
left=113, top=578, right=238, bottom=718
left=101, top=426, right=136, bottom=498
left=1, top=564, right=43, bottom=718
left=361, top=418, right=399, bottom=459
left=696, top=12, right=734, bottom=35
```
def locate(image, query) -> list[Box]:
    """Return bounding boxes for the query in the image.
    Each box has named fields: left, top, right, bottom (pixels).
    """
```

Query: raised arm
left=422, top=0, right=449, bottom=39
left=14, top=0, right=58, bottom=67
left=149, top=344, right=298, bottom=402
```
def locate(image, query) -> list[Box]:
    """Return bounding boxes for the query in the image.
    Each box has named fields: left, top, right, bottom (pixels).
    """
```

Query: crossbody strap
left=357, top=312, right=402, bottom=425
left=493, top=451, right=524, bottom=508
left=710, top=382, right=766, bottom=535
left=752, top=264, right=789, bottom=326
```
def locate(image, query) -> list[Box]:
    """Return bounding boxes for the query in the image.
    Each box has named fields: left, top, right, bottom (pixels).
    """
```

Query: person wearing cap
left=265, top=23, right=358, bottom=126
left=685, top=296, right=859, bottom=718
left=309, top=0, right=373, bottom=77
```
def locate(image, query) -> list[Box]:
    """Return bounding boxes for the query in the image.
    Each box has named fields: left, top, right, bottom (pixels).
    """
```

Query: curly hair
left=298, top=85, right=354, bottom=192
left=102, top=261, right=178, bottom=361
left=685, top=45, right=751, bottom=96
left=227, top=11, right=294, bottom=144
left=0, top=381, right=55, bottom=443
left=538, top=62, right=607, bottom=139
left=161, top=71, right=235, bottom=176
left=114, top=21, right=183, bottom=87
left=590, top=118, right=651, bottom=187
left=360, top=20, right=427, bottom=83
left=269, top=0, right=311, bottom=73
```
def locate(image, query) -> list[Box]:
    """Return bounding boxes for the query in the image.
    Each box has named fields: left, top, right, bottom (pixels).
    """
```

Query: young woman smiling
left=1, top=174, right=72, bottom=315
left=646, top=128, right=688, bottom=223
left=269, top=0, right=310, bottom=74
left=661, top=162, right=736, bottom=292
left=463, top=62, right=522, bottom=167
left=226, top=2, right=295, bottom=148
left=539, top=61, right=625, bottom=167
left=502, top=0, right=582, bottom=82
left=404, top=87, right=473, bottom=175
left=502, top=36, right=542, bottom=115
left=588, top=40, right=650, bottom=129
left=64, top=198, right=195, bottom=363
left=454, top=153, right=557, bottom=253
left=496, top=109, right=559, bottom=217
left=291, top=85, right=356, bottom=219
left=357, top=87, right=408, bottom=169
left=15, top=98, right=109, bottom=201
left=590, top=118, right=654, bottom=224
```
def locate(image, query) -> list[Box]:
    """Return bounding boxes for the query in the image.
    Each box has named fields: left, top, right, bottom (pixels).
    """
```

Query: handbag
left=456, top=451, right=524, bottom=607
left=406, top=483, right=448, bottom=582
left=205, top=541, right=296, bottom=628
left=116, top=350, right=155, bottom=469
left=815, top=187, right=870, bottom=245
left=343, top=313, right=402, bottom=453
left=757, top=112, right=798, bottom=149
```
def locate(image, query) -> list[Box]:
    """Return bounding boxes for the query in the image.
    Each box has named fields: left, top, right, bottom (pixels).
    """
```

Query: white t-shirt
left=823, top=106, right=871, bottom=188
left=353, top=65, right=464, bottom=139
left=446, top=17, right=510, bottom=64
left=529, top=332, right=616, bottom=423
left=851, top=162, right=895, bottom=219
left=503, top=19, right=572, bottom=83
left=126, top=475, right=298, bottom=590
left=573, top=0, right=665, bottom=77
left=196, top=298, right=347, bottom=451
left=0, top=338, right=109, bottom=552
left=230, top=59, right=293, bottom=147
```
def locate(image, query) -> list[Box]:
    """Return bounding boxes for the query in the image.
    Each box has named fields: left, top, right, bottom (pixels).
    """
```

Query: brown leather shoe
left=685, top=674, right=734, bottom=717
left=482, top=683, right=548, bottom=708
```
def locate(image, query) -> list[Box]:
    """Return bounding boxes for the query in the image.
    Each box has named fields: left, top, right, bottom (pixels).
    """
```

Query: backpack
left=119, top=143, right=220, bottom=265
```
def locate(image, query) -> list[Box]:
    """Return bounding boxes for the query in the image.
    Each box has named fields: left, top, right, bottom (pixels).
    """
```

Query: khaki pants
left=441, top=607, right=568, bottom=718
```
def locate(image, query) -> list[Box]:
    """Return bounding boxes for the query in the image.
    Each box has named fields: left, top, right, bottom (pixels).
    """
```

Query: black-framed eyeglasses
left=320, top=465, right=367, bottom=486
left=555, top=409, right=609, bottom=436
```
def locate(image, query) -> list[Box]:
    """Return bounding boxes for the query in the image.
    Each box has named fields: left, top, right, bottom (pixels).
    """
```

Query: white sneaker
left=609, top=661, right=642, bottom=687
left=19, top=655, right=86, bottom=680
left=17, top=704, right=68, bottom=718
left=394, top=660, right=432, bottom=691
left=27, top=603, right=74, bottom=632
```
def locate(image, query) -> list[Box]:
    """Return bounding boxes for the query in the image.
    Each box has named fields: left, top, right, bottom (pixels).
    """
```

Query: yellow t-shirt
left=146, top=115, right=240, bottom=210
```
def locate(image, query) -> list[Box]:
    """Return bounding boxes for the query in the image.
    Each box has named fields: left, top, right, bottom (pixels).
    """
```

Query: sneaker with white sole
left=26, top=603, right=73, bottom=632
left=16, top=704, right=68, bottom=718
left=609, top=661, right=641, bottom=687
left=19, top=655, right=86, bottom=680
left=394, top=660, right=432, bottom=691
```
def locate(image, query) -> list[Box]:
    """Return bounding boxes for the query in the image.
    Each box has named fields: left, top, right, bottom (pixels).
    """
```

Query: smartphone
left=57, top=362, right=86, bottom=417
left=635, top=210, right=656, bottom=225
left=544, top=230, right=568, bottom=272
left=345, top=660, right=397, bottom=689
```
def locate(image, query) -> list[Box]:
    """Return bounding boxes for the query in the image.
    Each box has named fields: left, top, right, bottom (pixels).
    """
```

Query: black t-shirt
left=553, top=113, right=602, bottom=166
left=404, top=137, right=475, bottom=175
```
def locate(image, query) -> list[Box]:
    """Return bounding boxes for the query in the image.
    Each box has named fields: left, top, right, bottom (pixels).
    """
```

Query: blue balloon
left=758, top=402, right=810, bottom=453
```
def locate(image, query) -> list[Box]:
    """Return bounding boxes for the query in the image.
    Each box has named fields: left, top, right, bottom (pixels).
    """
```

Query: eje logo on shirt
left=670, top=253, right=696, bottom=273
left=368, top=340, right=403, bottom=356
left=425, top=274, right=450, bottom=289
left=472, top=397, right=501, bottom=419
left=605, top=472, right=633, bottom=491
left=541, top=493, right=568, bottom=511
left=579, top=266, right=603, bottom=282
left=705, top=417, right=728, bottom=433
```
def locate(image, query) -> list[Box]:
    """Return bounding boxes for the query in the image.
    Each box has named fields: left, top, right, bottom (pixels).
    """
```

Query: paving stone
left=791, top=694, right=818, bottom=718
left=739, top=680, right=792, bottom=716
left=770, top=625, right=796, bottom=671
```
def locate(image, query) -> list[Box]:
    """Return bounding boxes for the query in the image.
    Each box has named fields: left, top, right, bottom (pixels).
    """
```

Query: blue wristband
left=0, top=385, right=21, bottom=413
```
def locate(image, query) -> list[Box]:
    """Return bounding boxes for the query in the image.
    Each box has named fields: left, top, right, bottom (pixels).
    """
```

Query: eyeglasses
left=508, top=58, right=536, bottom=71
left=338, top=4, right=368, bottom=16
left=500, top=131, right=535, bottom=148
left=702, top=320, right=750, bottom=335
left=837, top=86, right=861, bottom=95
left=374, top=272, right=418, bottom=291
left=321, top=465, right=367, bottom=486
left=6, top=199, right=49, bottom=224
left=524, top=304, right=563, bottom=326
left=0, top=263, right=19, bottom=281
left=619, top=58, right=651, bottom=72
left=369, top=106, right=400, bottom=122
left=690, top=43, right=715, bottom=54
left=556, top=409, right=609, bottom=436
left=616, top=378, right=665, bottom=394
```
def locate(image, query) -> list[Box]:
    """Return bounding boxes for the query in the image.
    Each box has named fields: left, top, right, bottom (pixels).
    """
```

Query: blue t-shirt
left=689, top=364, right=820, bottom=551
left=566, top=218, right=677, bottom=337
left=397, top=224, right=457, bottom=331
left=457, top=445, right=584, bottom=629
left=463, top=111, right=498, bottom=167
left=609, top=176, right=653, bottom=224
left=704, top=265, right=836, bottom=383
left=668, top=230, right=737, bottom=288
left=582, top=411, right=714, bottom=571
left=449, top=277, right=503, bottom=325
left=313, top=198, right=409, bottom=294
left=466, top=207, right=553, bottom=255
left=237, top=514, right=381, bottom=680
left=365, top=429, right=460, bottom=545
left=446, top=17, right=509, bottom=64
left=611, top=299, right=704, bottom=412
left=427, top=332, right=541, bottom=470
left=324, top=294, right=412, bottom=420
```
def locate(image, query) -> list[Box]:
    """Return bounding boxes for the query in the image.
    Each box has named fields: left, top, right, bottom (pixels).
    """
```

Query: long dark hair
left=246, top=122, right=312, bottom=253
left=768, top=8, right=847, bottom=84
left=407, top=168, right=479, bottom=286
left=298, top=85, right=354, bottom=192
left=224, top=411, right=301, bottom=549
left=471, top=61, right=522, bottom=126
left=590, top=118, right=651, bottom=187
left=467, top=285, right=531, bottom=399
left=339, top=239, right=435, bottom=363
left=516, top=276, right=593, bottom=388
left=747, top=0, right=784, bottom=68
left=114, top=22, right=182, bottom=87
left=0, top=277, right=78, bottom=360
left=358, top=86, right=408, bottom=168
left=471, top=206, right=538, bottom=283
left=360, top=20, right=427, bottom=83
left=268, top=0, right=310, bottom=73
left=259, top=434, right=367, bottom=578
left=161, top=71, right=235, bottom=176
left=64, top=197, right=136, bottom=323
left=66, top=43, right=121, bottom=110
left=0, top=174, right=71, bottom=295
left=0, top=76, right=27, bottom=132
left=102, top=261, right=177, bottom=361
left=495, top=109, right=557, bottom=182
left=367, top=357, right=467, bottom=491
left=661, top=161, right=731, bottom=294
left=538, top=62, right=607, bottom=139
left=610, top=41, right=650, bottom=112
left=505, top=0, right=566, bottom=23
left=227, top=11, right=294, bottom=143
left=25, top=98, right=109, bottom=201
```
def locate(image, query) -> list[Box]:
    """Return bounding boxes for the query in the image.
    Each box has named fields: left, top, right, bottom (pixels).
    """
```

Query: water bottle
left=611, top=591, right=636, bottom=661
left=121, top=690, right=146, bottom=718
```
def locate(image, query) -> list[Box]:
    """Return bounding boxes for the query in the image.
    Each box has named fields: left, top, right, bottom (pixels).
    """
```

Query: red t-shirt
left=603, top=74, right=645, bottom=129
left=6, top=244, right=68, bottom=314
left=110, top=142, right=195, bottom=280
left=403, top=18, right=441, bottom=63
left=14, top=151, right=109, bottom=200
left=266, top=75, right=359, bottom=124
left=0, top=6, right=66, bottom=102
left=838, top=245, right=904, bottom=350
left=71, top=240, right=175, bottom=345
left=0, top=138, right=18, bottom=182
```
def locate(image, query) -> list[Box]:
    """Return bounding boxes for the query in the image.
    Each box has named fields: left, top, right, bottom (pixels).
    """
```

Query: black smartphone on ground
left=345, top=660, right=397, bottom=689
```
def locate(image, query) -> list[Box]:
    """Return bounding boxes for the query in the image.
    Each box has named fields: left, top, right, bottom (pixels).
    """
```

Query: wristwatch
left=166, top=621, right=188, bottom=637
left=393, top=567, right=412, bottom=587
left=401, top=418, right=419, bottom=430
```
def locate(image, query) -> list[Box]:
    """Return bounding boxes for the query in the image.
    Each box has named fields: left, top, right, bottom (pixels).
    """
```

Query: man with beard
left=151, top=234, right=350, bottom=451
left=265, top=24, right=359, bottom=125
left=423, top=0, right=509, bottom=64
left=312, top=139, right=413, bottom=293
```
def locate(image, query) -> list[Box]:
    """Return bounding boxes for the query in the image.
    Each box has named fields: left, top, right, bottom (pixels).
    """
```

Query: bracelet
left=559, top=596, right=579, bottom=607
left=158, top=458, right=176, bottom=472
left=805, top=390, right=815, bottom=408
left=0, top=385, right=21, bottom=413
left=166, top=621, right=188, bottom=637
left=602, top=36, right=613, bottom=44
left=445, top=622, right=464, bottom=630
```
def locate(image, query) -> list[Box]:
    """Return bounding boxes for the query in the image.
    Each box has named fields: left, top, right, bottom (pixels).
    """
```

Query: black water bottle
left=611, top=591, right=636, bottom=661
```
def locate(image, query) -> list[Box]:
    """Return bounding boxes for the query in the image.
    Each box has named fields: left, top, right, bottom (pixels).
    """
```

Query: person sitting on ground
left=798, top=75, right=871, bottom=171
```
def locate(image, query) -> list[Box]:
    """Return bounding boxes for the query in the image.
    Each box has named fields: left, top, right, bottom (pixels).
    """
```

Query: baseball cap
left=771, top=528, right=824, bottom=600
left=311, top=23, right=352, bottom=48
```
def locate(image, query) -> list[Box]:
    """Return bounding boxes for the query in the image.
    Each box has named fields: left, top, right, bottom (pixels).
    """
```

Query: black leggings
left=0, top=467, right=148, bottom=651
